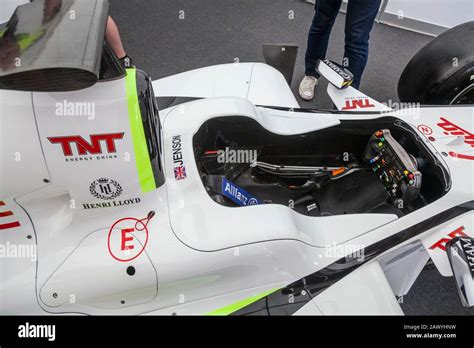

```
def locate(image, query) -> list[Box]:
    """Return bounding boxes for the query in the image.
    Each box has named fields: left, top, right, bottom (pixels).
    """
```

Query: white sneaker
left=298, top=76, right=318, bottom=101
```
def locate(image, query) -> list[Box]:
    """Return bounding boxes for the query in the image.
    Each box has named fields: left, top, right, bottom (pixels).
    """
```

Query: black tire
left=398, top=21, right=474, bottom=105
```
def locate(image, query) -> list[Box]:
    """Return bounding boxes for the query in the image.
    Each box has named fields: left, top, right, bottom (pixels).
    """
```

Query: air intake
left=0, top=0, right=109, bottom=92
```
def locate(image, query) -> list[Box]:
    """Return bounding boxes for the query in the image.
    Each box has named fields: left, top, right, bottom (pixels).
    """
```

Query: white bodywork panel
left=0, top=199, right=41, bottom=314
left=421, top=212, right=474, bottom=276
left=32, top=79, right=144, bottom=206
left=153, top=63, right=299, bottom=108
left=39, top=226, right=158, bottom=310
left=0, top=91, right=50, bottom=198
left=311, top=261, right=403, bottom=315
left=379, top=240, right=431, bottom=296
left=293, top=300, right=323, bottom=315
left=257, top=107, right=340, bottom=135
left=145, top=282, right=286, bottom=315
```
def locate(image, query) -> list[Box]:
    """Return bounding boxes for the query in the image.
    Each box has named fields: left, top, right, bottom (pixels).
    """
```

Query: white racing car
left=0, top=0, right=473, bottom=315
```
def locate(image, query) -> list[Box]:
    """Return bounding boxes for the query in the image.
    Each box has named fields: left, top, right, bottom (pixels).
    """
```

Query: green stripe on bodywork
left=207, top=287, right=280, bottom=316
left=125, top=68, right=156, bottom=192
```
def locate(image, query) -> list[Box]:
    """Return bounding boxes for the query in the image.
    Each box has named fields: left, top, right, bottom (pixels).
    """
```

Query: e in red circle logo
left=107, top=212, right=154, bottom=262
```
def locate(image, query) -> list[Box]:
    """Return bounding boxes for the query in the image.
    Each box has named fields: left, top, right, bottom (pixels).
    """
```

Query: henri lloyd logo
left=84, top=178, right=140, bottom=210
left=90, top=178, right=123, bottom=200
left=172, top=135, right=187, bottom=180
left=48, top=133, right=124, bottom=162
left=83, top=198, right=141, bottom=210
left=459, top=238, right=474, bottom=275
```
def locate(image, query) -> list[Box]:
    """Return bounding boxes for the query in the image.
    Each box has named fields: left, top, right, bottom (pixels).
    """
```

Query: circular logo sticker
left=90, top=178, right=122, bottom=200
left=107, top=217, right=150, bottom=262
left=417, top=125, right=433, bottom=135
left=248, top=198, right=259, bottom=206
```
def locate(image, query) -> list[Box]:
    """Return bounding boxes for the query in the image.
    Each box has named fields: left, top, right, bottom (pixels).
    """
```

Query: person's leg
left=343, top=0, right=381, bottom=89
left=305, top=0, right=343, bottom=77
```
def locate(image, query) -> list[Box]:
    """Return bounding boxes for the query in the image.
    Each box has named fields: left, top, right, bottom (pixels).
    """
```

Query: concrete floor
left=110, top=0, right=474, bottom=315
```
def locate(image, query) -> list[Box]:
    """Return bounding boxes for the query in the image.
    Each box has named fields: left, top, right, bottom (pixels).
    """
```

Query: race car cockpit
left=194, top=115, right=450, bottom=218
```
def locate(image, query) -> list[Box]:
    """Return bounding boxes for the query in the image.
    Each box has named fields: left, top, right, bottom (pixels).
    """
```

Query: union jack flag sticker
left=174, top=166, right=187, bottom=180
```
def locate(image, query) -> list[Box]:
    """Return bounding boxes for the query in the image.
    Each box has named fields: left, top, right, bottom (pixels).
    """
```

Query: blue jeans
left=305, top=0, right=381, bottom=89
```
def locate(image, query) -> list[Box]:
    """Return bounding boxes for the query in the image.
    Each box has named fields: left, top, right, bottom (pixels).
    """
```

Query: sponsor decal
left=89, top=178, right=123, bottom=200
left=449, top=151, right=474, bottom=161
left=0, top=221, right=21, bottom=230
left=82, top=198, right=141, bottom=210
left=459, top=237, right=474, bottom=274
left=417, top=125, right=433, bottom=135
left=429, top=226, right=469, bottom=251
left=437, top=117, right=474, bottom=160
left=342, top=97, right=375, bottom=111
left=172, top=135, right=187, bottom=180
left=107, top=212, right=155, bottom=262
left=0, top=201, right=21, bottom=230
left=85, top=178, right=141, bottom=210
left=222, top=177, right=261, bottom=206
left=323, top=59, right=352, bottom=80
left=48, top=133, right=124, bottom=162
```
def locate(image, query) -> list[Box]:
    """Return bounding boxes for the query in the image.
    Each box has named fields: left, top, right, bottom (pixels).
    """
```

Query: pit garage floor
left=110, top=0, right=474, bottom=315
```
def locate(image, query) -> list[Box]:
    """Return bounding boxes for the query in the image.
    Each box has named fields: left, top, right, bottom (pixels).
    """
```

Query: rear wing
left=0, top=0, right=109, bottom=92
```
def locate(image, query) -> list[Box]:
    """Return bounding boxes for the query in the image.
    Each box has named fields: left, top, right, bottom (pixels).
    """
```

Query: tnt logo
left=107, top=212, right=155, bottom=262
left=48, top=133, right=124, bottom=156
left=342, top=98, right=375, bottom=111
left=429, top=226, right=469, bottom=251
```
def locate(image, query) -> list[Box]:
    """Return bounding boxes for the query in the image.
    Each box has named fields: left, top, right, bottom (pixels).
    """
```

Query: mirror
left=446, top=236, right=474, bottom=307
